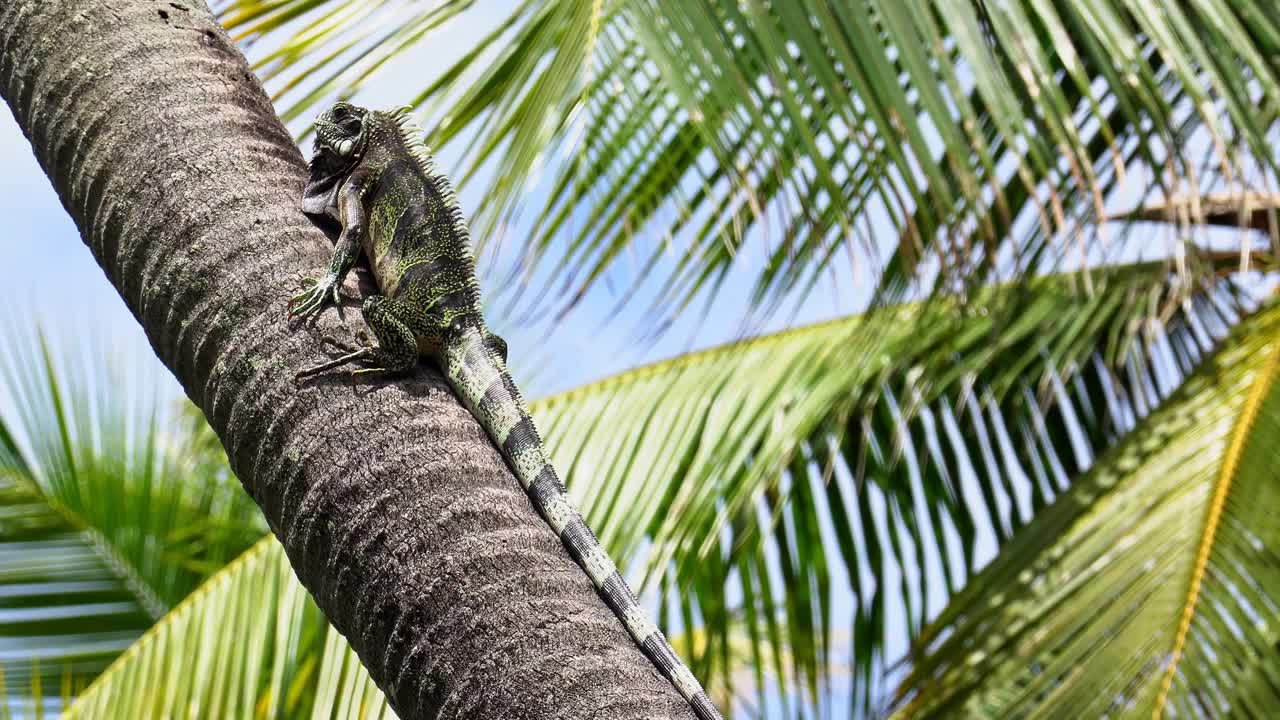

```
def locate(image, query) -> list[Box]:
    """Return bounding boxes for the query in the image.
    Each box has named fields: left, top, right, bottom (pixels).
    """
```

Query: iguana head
left=303, top=102, right=373, bottom=220
left=313, top=102, right=369, bottom=160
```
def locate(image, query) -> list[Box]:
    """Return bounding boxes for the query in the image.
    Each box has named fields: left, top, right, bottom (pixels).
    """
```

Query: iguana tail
left=445, top=326, right=723, bottom=720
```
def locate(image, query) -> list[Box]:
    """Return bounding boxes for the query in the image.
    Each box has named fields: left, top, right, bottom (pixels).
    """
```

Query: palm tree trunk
left=0, top=1, right=693, bottom=718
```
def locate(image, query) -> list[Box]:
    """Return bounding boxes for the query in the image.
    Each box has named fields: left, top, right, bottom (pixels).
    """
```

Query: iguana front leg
left=289, top=169, right=370, bottom=319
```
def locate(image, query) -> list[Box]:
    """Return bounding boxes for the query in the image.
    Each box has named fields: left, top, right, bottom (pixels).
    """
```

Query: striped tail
left=445, top=327, right=723, bottom=720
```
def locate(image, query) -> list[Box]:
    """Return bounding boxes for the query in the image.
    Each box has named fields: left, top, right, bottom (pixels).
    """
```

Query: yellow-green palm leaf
left=63, top=537, right=372, bottom=720
left=63, top=527, right=777, bottom=719
left=0, top=330, right=265, bottom=714
left=891, top=294, right=1280, bottom=718
left=529, top=262, right=1248, bottom=714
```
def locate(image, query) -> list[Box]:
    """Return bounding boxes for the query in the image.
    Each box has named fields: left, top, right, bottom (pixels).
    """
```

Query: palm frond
left=1112, top=190, right=1280, bottom=235
left=63, top=532, right=769, bottom=719
left=63, top=537, right=352, bottom=720
left=0, top=471, right=150, bottom=716
left=889, top=294, right=1280, bottom=718
left=525, top=261, right=1248, bottom=715
left=220, top=0, right=1280, bottom=330
left=0, top=327, right=265, bottom=711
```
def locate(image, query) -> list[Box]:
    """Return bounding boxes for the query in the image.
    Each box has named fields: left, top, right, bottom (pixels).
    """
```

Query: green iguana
left=290, top=102, right=723, bottom=720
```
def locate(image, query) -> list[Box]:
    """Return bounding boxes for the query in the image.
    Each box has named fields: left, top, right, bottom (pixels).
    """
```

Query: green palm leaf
left=218, top=0, right=1280, bottom=328
left=0, top=329, right=265, bottom=712
left=63, top=537, right=349, bottom=720
left=530, top=262, right=1248, bottom=715
left=0, top=470, right=150, bottom=716
left=63, top=532, right=764, bottom=720
left=59, top=261, right=1247, bottom=717
left=889, top=293, right=1280, bottom=718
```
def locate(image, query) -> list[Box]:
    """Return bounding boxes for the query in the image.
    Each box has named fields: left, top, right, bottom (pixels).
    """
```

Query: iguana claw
left=288, top=276, right=341, bottom=319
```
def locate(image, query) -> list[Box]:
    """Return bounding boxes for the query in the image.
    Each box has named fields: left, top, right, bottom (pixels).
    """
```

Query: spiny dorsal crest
left=386, top=107, right=472, bottom=247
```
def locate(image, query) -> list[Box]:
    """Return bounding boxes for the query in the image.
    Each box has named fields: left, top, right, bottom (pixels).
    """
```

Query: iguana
left=290, top=102, right=724, bottom=720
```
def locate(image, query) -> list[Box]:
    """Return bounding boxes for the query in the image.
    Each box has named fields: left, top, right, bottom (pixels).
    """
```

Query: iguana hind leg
left=296, top=295, right=418, bottom=382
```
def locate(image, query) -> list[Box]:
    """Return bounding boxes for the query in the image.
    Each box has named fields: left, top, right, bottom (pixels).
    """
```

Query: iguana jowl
left=290, top=102, right=724, bottom=720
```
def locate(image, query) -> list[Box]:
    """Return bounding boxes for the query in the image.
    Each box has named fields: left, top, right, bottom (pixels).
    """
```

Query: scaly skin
left=290, top=102, right=723, bottom=720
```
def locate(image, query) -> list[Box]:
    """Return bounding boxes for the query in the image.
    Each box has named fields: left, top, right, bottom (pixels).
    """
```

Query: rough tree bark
left=0, top=1, right=694, bottom=718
